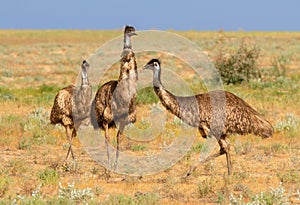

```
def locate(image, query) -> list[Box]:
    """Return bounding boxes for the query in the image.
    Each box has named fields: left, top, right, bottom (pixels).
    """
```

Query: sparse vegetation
left=0, top=30, right=299, bottom=204
left=58, top=181, right=94, bottom=204
left=275, top=113, right=299, bottom=133
left=37, top=168, right=59, bottom=185
left=104, top=192, right=160, bottom=205
left=0, top=177, right=9, bottom=197
left=277, top=170, right=300, bottom=184
left=229, top=183, right=292, bottom=205
left=234, top=140, right=253, bottom=155
left=271, top=55, right=290, bottom=78
left=132, top=144, right=146, bottom=151
left=197, top=179, right=214, bottom=198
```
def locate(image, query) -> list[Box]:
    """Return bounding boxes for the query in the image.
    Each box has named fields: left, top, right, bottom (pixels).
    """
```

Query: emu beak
left=131, top=32, right=137, bottom=36
left=143, top=64, right=151, bottom=70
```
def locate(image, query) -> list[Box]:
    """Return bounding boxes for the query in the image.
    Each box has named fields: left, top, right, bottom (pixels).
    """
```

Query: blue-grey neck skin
left=81, top=69, right=89, bottom=85
left=123, top=34, right=132, bottom=49
left=153, top=66, right=162, bottom=88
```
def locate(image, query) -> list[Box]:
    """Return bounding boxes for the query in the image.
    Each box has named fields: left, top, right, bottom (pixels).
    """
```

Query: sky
left=1, top=0, right=299, bottom=31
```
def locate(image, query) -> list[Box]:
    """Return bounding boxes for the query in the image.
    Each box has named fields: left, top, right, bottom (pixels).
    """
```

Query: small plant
left=58, top=182, right=94, bottom=204
left=23, top=107, right=49, bottom=133
left=271, top=55, right=290, bottom=78
left=105, top=192, right=160, bottom=205
left=269, top=143, right=288, bottom=154
left=234, top=183, right=251, bottom=198
left=275, top=113, right=299, bottom=132
left=0, top=176, right=9, bottom=197
left=197, top=179, right=214, bottom=198
left=229, top=182, right=291, bottom=205
left=233, top=172, right=249, bottom=181
left=105, top=194, right=134, bottom=205
left=9, top=159, right=27, bottom=176
left=134, top=192, right=160, bottom=205
left=132, top=144, right=146, bottom=151
left=2, top=71, right=13, bottom=78
left=136, top=118, right=151, bottom=130
left=277, top=170, right=300, bottom=184
left=19, top=136, right=32, bottom=150
left=0, top=86, right=14, bottom=100
left=62, top=160, right=80, bottom=173
left=37, top=168, right=58, bottom=185
left=234, top=141, right=253, bottom=155
left=190, top=142, right=204, bottom=154
left=31, top=183, right=42, bottom=200
left=10, top=184, right=43, bottom=205
left=217, top=192, right=226, bottom=205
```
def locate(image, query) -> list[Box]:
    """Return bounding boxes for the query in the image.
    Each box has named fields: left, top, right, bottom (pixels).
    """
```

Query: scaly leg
left=103, top=123, right=110, bottom=165
left=66, top=128, right=76, bottom=160
left=204, top=137, right=231, bottom=174
left=183, top=136, right=231, bottom=178
left=65, top=126, right=75, bottom=160
left=114, top=123, right=125, bottom=170
left=220, top=138, right=232, bottom=175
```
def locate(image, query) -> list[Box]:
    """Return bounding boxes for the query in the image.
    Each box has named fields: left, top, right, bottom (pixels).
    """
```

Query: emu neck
left=153, top=68, right=162, bottom=88
left=123, top=34, right=132, bottom=49
left=81, top=69, right=89, bottom=85
left=153, top=68, right=181, bottom=117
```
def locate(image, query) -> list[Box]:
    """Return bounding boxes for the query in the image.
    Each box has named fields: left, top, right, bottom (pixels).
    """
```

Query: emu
left=143, top=59, right=273, bottom=175
left=50, top=60, right=92, bottom=160
left=90, top=25, right=138, bottom=166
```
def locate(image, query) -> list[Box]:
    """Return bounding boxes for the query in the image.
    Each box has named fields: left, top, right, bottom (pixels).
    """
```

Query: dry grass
left=0, top=30, right=299, bottom=204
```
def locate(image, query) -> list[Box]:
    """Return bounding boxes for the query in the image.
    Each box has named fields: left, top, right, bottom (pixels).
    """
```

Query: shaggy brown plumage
left=90, top=25, right=137, bottom=166
left=50, top=60, right=92, bottom=160
left=144, top=59, right=273, bottom=175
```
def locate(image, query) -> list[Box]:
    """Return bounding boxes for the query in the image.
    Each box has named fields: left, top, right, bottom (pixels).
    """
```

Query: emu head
left=124, top=25, right=137, bottom=37
left=82, top=60, right=89, bottom=71
left=81, top=60, right=90, bottom=84
left=143, top=58, right=161, bottom=72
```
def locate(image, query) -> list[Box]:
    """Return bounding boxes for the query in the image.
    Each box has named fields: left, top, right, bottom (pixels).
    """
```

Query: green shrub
left=211, top=33, right=261, bottom=84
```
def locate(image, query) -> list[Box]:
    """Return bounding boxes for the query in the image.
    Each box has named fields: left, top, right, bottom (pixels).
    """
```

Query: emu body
left=144, top=59, right=273, bottom=175
left=91, top=26, right=137, bottom=167
left=50, top=60, right=92, bottom=160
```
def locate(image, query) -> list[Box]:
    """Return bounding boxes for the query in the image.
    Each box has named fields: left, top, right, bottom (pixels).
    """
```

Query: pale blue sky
left=1, top=0, right=299, bottom=31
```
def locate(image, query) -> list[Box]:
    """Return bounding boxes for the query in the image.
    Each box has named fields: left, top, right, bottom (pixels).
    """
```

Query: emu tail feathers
left=50, top=106, right=59, bottom=125
left=253, top=114, right=274, bottom=138
left=90, top=99, right=99, bottom=129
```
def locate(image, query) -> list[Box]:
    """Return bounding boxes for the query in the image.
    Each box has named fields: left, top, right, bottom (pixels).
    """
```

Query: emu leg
left=183, top=137, right=231, bottom=178
left=114, top=123, right=125, bottom=170
left=103, top=123, right=110, bottom=165
left=66, top=128, right=76, bottom=160
left=65, top=126, right=75, bottom=160
left=220, top=139, right=232, bottom=175
left=204, top=138, right=231, bottom=175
